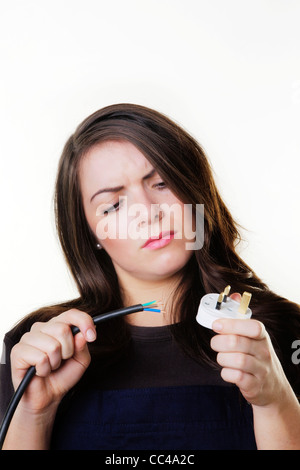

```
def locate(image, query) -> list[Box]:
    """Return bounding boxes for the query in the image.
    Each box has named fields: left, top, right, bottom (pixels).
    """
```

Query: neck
left=116, top=269, right=182, bottom=326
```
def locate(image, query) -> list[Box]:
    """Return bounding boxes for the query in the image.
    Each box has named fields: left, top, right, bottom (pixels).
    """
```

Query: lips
left=142, top=231, right=175, bottom=249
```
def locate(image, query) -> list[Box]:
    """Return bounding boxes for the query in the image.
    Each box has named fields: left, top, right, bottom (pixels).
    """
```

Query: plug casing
left=196, top=293, right=252, bottom=330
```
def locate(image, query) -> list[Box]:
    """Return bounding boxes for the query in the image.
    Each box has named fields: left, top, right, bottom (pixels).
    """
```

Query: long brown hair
left=11, top=103, right=300, bottom=392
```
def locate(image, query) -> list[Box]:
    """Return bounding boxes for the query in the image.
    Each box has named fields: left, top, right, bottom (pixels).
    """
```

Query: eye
left=103, top=198, right=124, bottom=215
left=153, top=181, right=167, bottom=190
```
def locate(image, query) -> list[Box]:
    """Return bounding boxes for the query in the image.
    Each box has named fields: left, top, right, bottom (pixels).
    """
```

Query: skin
left=212, top=293, right=293, bottom=408
left=79, top=140, right=196, bottom=325
left=211, top=293, right=300, bottom=449
left=3, top=141, right=300, bottom=449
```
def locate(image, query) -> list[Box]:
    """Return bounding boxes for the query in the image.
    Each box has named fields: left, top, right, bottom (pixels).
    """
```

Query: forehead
left=80, top=140, right=152, bottom=184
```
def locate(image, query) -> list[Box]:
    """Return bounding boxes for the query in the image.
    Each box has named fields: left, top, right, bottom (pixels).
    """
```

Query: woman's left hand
left=210, top=294, right=291, bottom=407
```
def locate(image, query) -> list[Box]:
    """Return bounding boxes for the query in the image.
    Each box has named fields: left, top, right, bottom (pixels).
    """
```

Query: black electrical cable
left=0, top=303, right=152, bottom=449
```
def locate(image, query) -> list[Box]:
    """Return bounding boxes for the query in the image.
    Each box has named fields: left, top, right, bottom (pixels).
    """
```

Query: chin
left=140, top=251, right=192, bottom=280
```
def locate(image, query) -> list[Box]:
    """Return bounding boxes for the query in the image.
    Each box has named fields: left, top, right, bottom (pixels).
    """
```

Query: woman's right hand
left=10, top=309, right=97, bottom=415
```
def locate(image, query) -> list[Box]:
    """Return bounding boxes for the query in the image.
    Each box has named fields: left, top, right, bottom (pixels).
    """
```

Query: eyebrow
left=90, top=168, right=157, bottom=203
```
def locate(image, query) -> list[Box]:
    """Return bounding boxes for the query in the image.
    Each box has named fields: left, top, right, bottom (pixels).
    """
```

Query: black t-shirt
left=92, top=324, right=230, bottom=389
left=0, top=324, right=227, bottom=420
left=0, top=324, right=257, bottom=449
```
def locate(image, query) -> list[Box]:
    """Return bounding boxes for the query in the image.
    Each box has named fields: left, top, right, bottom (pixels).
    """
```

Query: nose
left=130, top=193, right=164, bottom=228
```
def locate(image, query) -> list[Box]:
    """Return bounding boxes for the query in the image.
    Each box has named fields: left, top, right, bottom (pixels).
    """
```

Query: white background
left=0, top=0, right=299, bottom=344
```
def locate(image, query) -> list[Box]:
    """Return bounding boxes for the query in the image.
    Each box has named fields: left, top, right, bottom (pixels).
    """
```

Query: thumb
left=72, top=332, right=92, bottom=370
left=230, top=292, right=242, bottom=302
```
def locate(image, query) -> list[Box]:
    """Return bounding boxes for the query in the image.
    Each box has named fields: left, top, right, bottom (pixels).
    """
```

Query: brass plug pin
left=223, top=285, right=231, bottom=302
left=215, top=292, right=224, bottom=310
left=238, top=292, right=252, bottom=315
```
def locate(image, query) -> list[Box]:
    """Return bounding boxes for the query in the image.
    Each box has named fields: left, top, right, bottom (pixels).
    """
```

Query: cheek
left=161, top=200, right=195, bottom=240
left=94, top=207, right=128, bottom=241
left=182, top=207, right=196, bottom=240
left=100, top=237, right=132, bottom=258
left=93, top=210, right=138, bottom=256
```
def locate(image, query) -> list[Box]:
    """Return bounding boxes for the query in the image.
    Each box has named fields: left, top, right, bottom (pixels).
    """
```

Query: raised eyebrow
left=90, top=168, right=157, bottom=203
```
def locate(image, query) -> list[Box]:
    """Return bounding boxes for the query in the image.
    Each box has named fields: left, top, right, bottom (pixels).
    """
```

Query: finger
left=212, top=318, right=266, bottom=340
left=20, top=331, right=62, bottom=370
left=211, top=332, right=272, bottom=364
left=72, top=333, right=92, bottom=370
left=55, top=309, right=97, bottom=343
left=11, top=343, right=51, bottom=379
left=33, top=309, right=97, bottom=359
left=220, top=367, right=256, bottom=393
left=216, top=351, right=261, bottom=376
left=51, top=333, right=92, bottom=393
left=211, top=333, right=256, bottom=356
left=33, top=321, right=74, bottom=360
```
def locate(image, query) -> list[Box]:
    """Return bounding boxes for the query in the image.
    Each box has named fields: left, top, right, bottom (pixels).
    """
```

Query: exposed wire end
left=238, top=292, right=252, bottom=314
left=142, top=300, right=157, bottom=307
left=143, top=299, right=165, bottom=314
left=215, top=292, right=224, bottom=310
left=156, top=300, right=166, bottom=313
left=223, top=285, right=231, bottom=302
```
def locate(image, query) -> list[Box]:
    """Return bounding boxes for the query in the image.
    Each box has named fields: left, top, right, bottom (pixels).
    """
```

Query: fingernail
left=213, top=321, right=223, bottom=332
left=86, top=328, right=96, bottom=342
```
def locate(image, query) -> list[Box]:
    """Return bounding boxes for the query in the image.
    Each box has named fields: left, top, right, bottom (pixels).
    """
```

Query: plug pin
left=223, top=285, right=231, bottom=302
left=215, top=292, right=224, bottom=310
left=238, top=292, right=252, bottom=315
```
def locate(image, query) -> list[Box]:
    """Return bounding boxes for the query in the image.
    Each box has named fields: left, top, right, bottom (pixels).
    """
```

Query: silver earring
left=96, top=243, right=102, bottom=250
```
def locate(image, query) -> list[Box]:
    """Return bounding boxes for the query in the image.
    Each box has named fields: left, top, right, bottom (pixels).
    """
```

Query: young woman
left=1, top=103, right=300, bottom=450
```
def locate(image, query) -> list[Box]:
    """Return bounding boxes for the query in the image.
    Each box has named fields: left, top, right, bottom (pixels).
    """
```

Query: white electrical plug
left=196, top=288, right=252, bottom=330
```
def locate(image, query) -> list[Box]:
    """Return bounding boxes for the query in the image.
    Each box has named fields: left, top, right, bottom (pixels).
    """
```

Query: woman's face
left=79, top=140, right=195, bottom=282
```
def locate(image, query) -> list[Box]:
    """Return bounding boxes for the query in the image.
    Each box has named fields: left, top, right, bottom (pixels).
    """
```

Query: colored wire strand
left=141, top=300, right=157, bottom=307
left=0, top=301, right=160, bottom=449
left=143, top=308, right=160, bottom=312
